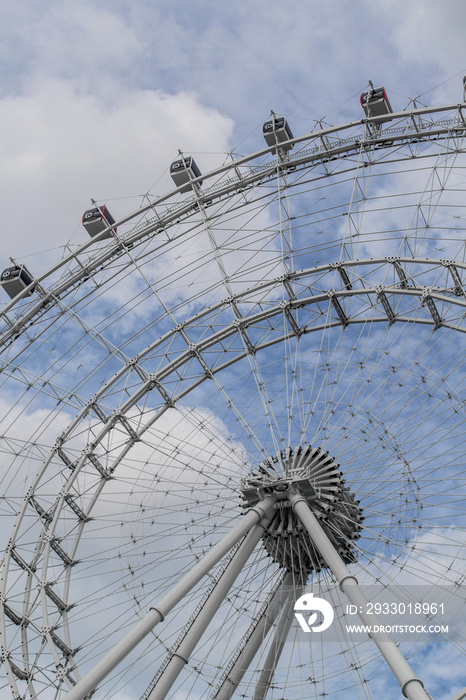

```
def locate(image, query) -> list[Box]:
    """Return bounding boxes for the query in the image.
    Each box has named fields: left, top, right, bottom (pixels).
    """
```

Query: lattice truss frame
left=0, top=101, right=466, bottom=699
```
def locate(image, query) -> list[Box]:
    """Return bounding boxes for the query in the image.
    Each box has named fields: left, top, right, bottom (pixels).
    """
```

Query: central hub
left=241, top=445, right=364, bottom=576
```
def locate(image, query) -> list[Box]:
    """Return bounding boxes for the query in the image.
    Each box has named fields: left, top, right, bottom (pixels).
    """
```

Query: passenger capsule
left=170, top=157, right=203, bottom=193
left=1, top=265, right=35, bottom=299
left=262, top=116, right=294, bottom=153
left=360, top=85, right=393, bottom=118
left=82, top=205, right=116, bottom=239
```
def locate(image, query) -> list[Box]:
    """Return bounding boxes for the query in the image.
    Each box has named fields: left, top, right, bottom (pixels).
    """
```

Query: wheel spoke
left=0, top=102, right=465, bottom=700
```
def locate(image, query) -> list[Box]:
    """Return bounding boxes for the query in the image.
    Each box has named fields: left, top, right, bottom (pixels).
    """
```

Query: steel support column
left=252, top=586, right=298, bottom=700
left=65, top=496, right=276, bottom=700
left=212, top=571, right=294, bottom=700
left=451, top=689, right=466, bottom=700
left=289, top=492, right=432, bottom=700
left=147, top=512, right=273, bottom=700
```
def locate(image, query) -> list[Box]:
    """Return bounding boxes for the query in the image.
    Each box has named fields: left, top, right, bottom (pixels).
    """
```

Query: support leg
left=451, top=689, right=466, bottom=700
left=252, top=585, right=299, bottom=700
left=146, top=512, right=273, bottom=700
left=65, top=496, right=276, bottom=700
left=289, top=492, right=432, bottom=700
left=212, top=571, right=293, bottom=700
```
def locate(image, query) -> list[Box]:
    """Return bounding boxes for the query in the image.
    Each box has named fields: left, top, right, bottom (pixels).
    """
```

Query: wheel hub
left=241, top=445, right=364, bottom=576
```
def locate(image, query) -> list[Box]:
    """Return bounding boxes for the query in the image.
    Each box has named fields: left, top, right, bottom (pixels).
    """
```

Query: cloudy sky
left=1, top=2, right=466, bottom=700
left=1, top=0, right=466, bottom=278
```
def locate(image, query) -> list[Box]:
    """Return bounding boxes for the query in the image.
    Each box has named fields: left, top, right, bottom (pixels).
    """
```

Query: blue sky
left=1, top=2, right=466, bottom=700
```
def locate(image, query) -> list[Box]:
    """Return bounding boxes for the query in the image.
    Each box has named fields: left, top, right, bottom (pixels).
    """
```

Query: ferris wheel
left=0, top=83, right=465, bottom=700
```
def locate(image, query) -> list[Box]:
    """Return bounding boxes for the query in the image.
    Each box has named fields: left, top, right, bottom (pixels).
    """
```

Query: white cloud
left=1, top=3, right=466, bottom=698
left=1, top=0, right=465, bottom=282
left=26, top=1, right=141, bottom=86
left=385, top=0, right=466, bottom=100
left=0, top=76, right=234, bottom=277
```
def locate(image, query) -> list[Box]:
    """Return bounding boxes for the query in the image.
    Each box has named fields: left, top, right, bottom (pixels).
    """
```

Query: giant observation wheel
left=0, top=88, right=466, bottom=700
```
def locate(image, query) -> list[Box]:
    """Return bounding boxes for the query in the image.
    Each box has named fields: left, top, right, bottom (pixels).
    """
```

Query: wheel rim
left=1, top=104, right=465, bottom=699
